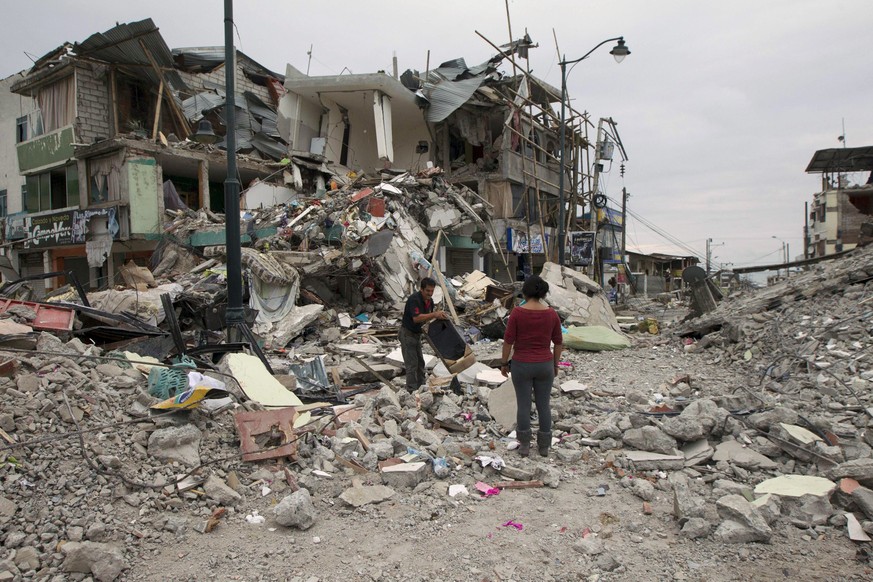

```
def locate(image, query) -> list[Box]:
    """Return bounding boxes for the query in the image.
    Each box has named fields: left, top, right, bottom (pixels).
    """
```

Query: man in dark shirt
left=399, top=277, right=448, bottom=391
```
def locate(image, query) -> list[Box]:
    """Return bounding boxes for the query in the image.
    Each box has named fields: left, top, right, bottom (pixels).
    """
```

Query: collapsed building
left=805, top=146, right=873, bottom=258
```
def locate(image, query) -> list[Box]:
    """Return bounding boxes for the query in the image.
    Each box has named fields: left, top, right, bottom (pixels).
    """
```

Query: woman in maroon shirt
left=499, top=275, right=563, bottom=457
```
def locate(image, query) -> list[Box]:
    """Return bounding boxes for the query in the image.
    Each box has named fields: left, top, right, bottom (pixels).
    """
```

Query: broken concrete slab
left=712, top=440, right=778, bottom=470
left=715, top=494, right=772, bottom=543
left=626, top=451, right=685, bottom=472
left=846, top=512, right=872, bottom=542
left=476, top=367, right=506, bottom=387
left=827, top=458, right=873, bottom=483
left=779, top=423, right=824, bottom=445
left=753, top=475, right=836, bottom=498
left=488, top=378, right=517, bottom=431
left=339, top=484, right=396, bottom=507
left=681, top=439, right=714, bottom=467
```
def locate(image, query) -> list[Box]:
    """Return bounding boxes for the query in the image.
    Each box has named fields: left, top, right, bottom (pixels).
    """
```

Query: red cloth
left=503, top=307, right=562, bottom=363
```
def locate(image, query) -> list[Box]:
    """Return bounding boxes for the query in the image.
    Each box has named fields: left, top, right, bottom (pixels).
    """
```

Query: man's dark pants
left=399, top=326, right=426, bottom=391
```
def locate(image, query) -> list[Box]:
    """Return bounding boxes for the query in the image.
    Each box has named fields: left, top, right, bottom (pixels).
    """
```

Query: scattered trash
left=501, top=520, right=524, bottom=531
left=475, top=482, right=500, bottom=497
left=245, top=511, right=266, bottom=525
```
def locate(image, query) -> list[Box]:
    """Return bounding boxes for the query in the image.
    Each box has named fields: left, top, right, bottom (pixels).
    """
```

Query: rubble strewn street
left=0, top=177, right=871, bottom=579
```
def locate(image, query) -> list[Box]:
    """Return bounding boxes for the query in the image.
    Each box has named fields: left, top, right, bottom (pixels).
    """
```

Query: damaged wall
left=76, top=64, right=113, bottom=144
left=128, top=157, right=161, bottom=236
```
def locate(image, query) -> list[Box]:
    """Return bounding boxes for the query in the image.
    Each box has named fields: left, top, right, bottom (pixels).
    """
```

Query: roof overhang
left=805, top=146, right=873, bottom=174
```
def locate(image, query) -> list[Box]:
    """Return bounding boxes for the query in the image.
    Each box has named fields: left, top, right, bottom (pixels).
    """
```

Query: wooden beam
left=138, top=39, right=190, bottom=138
left=151, top=80, right=164, bottom=140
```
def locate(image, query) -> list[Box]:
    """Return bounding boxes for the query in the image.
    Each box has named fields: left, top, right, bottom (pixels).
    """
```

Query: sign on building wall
left=26, top=207, right=119, bottom=248
left=569, top=231, right=595, bottom=266
left=507, top=228, right=549, bottom=254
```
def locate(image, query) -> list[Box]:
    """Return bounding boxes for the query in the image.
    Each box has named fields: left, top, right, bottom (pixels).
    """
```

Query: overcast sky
left=3, top=1, right=872, bottom=272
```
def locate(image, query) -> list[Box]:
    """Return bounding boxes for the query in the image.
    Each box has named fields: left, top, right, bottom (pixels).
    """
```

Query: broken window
left=88, top=156, right=121, bottom=204
left=116, top=76, right=153, bottom=135
left=0, top=190, right=6, bottom=218
left=24, top=164, right=78, bottom=213
left=15, top=116, right=28, bottom=143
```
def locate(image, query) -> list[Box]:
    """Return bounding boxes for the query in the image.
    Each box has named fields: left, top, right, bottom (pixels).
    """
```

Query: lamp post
left=771, top=235, right=789, bottom=278
left=222, top=0, right=244, bottom=339
left=557, top=37, right=630, bottom=266
left=194, top=0, right=244, bottom=339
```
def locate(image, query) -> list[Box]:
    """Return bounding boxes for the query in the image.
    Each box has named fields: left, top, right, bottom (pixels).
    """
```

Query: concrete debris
left=0, top=165, right=869, bottom=580
left=753, top=475, right=836, bottom=498
left=715, top=495, right=772, bottom=543
left=339, top=484, right=396, bottom=507
left=273, top=489, right=317, bottom=530
left=61, top=542, right=127, bottom=581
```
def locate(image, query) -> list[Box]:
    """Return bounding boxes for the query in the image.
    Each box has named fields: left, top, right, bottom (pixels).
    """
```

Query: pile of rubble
left=1, top=170, right=871, bottom=578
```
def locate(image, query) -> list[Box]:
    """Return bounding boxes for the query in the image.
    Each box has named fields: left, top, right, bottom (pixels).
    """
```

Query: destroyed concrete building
left=3, top=19, right=288, bottom=298
left=805, top=145, right=873, bottom=258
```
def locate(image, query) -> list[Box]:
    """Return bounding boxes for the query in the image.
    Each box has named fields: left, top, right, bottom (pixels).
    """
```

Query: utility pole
left=621, top=186, right=628, bottom=262
left=706, top=238, right=712, bottom=275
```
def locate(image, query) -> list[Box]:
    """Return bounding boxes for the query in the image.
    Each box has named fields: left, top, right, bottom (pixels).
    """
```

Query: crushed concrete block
left=670, top=473, right=705, bottom=523
left=274, top=489, right=317, bottom=530
left=850, top=486, right=873, bottom=520
left=339, top=484, right=396, bottom=507
left=828, top=458, right=873, bottom=483
left=147, top=424, right=202, bottom=467
left=782, top=494, right=833, bottom=527
left=385, top=347, right=437, bottom=370
left=622, top=426, right=677, bottom=455
left=590, top=413, right=624, bottom=440
left=753, top=475, right=836, bottom=498
left=61, top=542, right=126, bottom=581
left=13, top=546, right=39, bottom=571
left=751, top=493, right=782, bottom=524
left=488, top=379, right=517, bottom=431
left=572, top=537, right=604, bottom=555
left=0, top=496, right=16, bottom=523
left=381, top=462, right=429, bottom=488
left=716, top=494, right=772, bottom=542
left=714, top=519, right=768, bottom=544
left=621, top=476, right=655, bottom=501
left=203, top=475, right=242, bottom=506
left=681, top=517, right=712, bottom=539
left=662, top=416, right=709, bottom=442
left=626, top=451, right=685, bottom=471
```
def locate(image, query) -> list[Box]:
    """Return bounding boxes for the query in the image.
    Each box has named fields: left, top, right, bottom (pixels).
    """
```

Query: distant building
left=805, top=146, right=873, bottom=258
left=626, top=251, right=699, bottom=295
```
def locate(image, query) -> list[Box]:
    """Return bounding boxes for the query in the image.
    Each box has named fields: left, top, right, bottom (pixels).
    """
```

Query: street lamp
left=193, top=0, right=244, bottom=339
left=557, top=37, right=630, bottom=266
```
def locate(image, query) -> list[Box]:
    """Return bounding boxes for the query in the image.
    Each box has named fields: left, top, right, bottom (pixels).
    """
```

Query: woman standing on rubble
left=499, top=275, right=563, bottom=457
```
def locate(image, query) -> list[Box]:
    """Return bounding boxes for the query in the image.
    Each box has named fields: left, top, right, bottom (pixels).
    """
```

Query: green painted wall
left=17, top=126, right=75, bottom=172
left=127, top=158, right=159, bottom=236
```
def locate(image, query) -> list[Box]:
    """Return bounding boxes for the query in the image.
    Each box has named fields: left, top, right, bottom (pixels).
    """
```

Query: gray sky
left=3, top=0, right=872, bottom=271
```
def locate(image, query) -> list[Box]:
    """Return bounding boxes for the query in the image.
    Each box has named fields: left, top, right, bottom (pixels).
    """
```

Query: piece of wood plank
left=493, top=480, right=545, bottom=489
left=0, top=427, right=14, bottom=444
left=352, top=428, right=371, bottom=451
left=431, top=259, right=460, bottom=325
left=151, top=80, right=164, bottom=140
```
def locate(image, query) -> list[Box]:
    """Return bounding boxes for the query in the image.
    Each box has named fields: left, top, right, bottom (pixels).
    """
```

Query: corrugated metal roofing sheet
left=805, top=146, right=873, bottom=174
left=74, top=18, right=187, bottom=92
left=423, top=75, right=492, bottom=123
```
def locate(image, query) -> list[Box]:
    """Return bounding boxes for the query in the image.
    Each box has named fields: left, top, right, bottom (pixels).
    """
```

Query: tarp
left=562, top=325, right=631, bottom=351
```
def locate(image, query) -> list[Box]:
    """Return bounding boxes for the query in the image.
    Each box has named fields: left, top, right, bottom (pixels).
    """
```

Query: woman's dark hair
left=521, top=275, right=549, bottom=300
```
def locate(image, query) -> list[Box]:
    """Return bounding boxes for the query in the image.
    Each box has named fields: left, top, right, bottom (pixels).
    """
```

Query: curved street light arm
left=559, top=36, right=625, bottom=68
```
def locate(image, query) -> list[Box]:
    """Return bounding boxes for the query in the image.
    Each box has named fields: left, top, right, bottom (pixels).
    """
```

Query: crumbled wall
left=75, top=64, right=112, bottom=144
